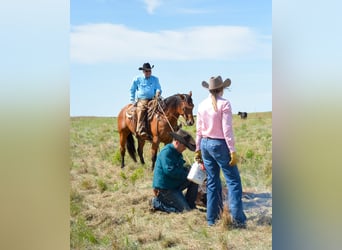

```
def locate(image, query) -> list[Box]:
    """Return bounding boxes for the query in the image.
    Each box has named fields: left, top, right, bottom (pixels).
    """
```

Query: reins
left=156, top=99, right=176, bottom=132
left=148, top=94, right=193, bottom=138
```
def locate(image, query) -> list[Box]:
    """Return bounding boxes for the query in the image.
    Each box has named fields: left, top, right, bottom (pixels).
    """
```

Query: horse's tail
left=126, top=132, right=137, bottom=162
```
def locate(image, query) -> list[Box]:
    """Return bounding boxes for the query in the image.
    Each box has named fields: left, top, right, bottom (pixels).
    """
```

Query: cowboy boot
left=136, top=109, right=149, bottom=139
left=139, top=111, right=151, bottom=139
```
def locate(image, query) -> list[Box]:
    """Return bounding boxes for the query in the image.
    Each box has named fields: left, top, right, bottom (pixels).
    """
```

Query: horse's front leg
left=137, top=138, right=145, bottom=165
left=151, top=138, right=160, bottom=171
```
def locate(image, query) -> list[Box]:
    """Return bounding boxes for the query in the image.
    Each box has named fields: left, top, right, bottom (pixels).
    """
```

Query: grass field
left=70, top=112, right=272, bottom=249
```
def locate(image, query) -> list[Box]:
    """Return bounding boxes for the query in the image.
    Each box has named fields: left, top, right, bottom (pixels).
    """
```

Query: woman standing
left=195, top=76, right=246, bottom=228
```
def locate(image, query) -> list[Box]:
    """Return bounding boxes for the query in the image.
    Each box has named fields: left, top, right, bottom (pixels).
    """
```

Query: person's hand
left=199, top=163, right=206, bottom=171
left=194, top=150, right=203, bottom=164
left=229, top=152, right=238, bottom=166
left=155, top=90, right=161, bottom=99
left=183, top=163, right=191, bottom=169
left=153, top=188, right=160, bottom=196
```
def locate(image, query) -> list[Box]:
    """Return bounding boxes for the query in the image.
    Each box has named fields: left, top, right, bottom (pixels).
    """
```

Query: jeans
left=201, top=138, right=246, bottom=226
left=153, top=180, right=198, bottom=212
left=151, top=197, right=178, bottom=213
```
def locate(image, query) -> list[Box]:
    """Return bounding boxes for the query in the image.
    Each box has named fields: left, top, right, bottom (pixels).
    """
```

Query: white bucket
left=187, top=162, right=206, bottom=185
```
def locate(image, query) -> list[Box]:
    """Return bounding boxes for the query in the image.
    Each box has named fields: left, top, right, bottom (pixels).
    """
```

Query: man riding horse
left=118, top=91, right=195, bottom=170
left=129, top=62, right=162, bottom=140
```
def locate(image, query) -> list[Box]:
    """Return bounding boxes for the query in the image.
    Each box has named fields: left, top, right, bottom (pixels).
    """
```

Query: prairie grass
left=70, top=112, right=272, bottom=249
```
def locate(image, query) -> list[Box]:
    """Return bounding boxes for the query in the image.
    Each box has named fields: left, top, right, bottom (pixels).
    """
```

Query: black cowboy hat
left=170, top=129, right=196, bottom=151
left=138, top=62, right=154, bottom=71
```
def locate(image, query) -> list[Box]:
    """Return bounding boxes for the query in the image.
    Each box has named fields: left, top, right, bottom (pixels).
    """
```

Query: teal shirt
left=152, top=143, right=189, bottom=190
left=129, top=75, right=162, bottom=102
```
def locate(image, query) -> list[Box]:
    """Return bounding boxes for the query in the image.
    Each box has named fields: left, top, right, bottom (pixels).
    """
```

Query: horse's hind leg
left=119, top=132, right=126, bottom=168
left=120, top=151, right=125, bottom=168
left=120, top=130, right=135, bottom=168
left=137, top=138, right=145, bottom=165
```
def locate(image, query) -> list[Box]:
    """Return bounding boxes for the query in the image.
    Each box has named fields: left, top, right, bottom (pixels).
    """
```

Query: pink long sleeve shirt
left=196, top=95, right=236, bottom=153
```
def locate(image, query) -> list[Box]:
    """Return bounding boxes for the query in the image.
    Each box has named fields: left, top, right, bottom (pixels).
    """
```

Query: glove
left=155, top=90, right=161, bottom=99
left=194, top=150, right=203, bottom=164
left=229, top=152, right=238, bottom=166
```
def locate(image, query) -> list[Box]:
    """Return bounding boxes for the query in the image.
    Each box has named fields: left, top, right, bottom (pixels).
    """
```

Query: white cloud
left=143, top=0, right=162, bottom=14
left=70, top=23, right=271, bottom=64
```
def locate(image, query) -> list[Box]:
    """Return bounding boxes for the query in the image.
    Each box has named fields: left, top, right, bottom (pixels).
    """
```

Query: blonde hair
left=209, top=87, right=223, bottom=112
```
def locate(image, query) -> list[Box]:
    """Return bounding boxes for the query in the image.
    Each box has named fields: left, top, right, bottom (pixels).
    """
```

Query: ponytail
left=209, top=87, right=223, bottom=112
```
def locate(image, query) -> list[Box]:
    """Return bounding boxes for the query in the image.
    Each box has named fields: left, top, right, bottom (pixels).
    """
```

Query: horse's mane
left=148, top=94, right=184, bottom=120
left=163, top=93, right=193, bottom=109
left=162, top=94, right=182, bottom=111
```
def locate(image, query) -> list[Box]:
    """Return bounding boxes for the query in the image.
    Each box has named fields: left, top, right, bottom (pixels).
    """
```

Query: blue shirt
left=129, top=75, right=162, bottom=102
left=152, top=143, right=189, bottom=190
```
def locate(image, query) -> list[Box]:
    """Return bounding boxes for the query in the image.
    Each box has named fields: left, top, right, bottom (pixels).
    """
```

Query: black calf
left=238, top=112, right=248, bottom=119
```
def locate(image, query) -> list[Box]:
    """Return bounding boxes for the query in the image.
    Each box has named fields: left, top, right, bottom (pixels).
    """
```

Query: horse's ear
left=189, top=91, right=192, bottom=97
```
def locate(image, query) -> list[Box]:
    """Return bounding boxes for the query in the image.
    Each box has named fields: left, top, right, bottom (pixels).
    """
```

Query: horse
left=117, top=91, right=195, bottom=171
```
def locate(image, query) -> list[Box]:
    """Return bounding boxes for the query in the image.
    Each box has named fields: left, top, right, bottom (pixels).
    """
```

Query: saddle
left=125, top=98, right=165, bottom=121
left=147, top=97, right=165, bottom=121
left=126, top=105, right=137, bottom=119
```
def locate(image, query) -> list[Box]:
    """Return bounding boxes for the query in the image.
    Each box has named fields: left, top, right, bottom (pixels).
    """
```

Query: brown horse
left=118, top=91, right=195, bottom=170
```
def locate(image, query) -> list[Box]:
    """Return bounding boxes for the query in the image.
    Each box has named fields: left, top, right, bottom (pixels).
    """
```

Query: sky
left=70, top=0, right=272, bottom=117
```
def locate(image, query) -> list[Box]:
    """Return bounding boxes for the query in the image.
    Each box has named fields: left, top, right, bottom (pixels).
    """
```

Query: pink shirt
left=196, top=95, right=236, bottom=152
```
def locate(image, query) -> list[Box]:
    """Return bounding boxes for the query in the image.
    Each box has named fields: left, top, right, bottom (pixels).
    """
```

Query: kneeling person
left=151, top=129, right=198, bottom=212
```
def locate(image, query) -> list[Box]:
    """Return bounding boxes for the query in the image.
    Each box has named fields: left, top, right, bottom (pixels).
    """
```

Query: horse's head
left=179, top=91, right=195, bottom=126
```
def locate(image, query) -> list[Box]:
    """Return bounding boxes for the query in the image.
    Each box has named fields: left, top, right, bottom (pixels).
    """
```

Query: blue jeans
left=153, top=180, right=198, bottom=212
left=201, top=138, right=246, bottom=226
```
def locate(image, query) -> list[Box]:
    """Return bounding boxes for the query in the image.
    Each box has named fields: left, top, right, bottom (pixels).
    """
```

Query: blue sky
left=70, top=0, right=272, bottom=117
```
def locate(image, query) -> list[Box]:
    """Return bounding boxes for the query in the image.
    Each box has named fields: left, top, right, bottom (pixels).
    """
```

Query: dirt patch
left=243, top=191, right=272, bottom=225
left=196, top=187, right=272, bottom=225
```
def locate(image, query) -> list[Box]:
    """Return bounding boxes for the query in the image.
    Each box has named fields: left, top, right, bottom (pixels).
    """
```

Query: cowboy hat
left=170, top=129, right=196, bottom=151
left=139, top=62, right=154, bottom=71
left=202, top=75, right=231, bottom=90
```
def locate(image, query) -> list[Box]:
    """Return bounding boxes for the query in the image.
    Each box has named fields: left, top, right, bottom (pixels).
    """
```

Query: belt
left=138, top=98, right=152, bottom=101
left=202, top=136, right=215, bottom=140
left=202, top=136, right=222, bottom=140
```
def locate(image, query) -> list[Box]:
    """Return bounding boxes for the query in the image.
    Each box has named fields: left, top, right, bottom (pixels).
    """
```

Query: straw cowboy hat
left=170, top=129, right=196, bottom=151
left=139, top=62, right=154, bottom=71
left=202, top=75, right=231, bottom=90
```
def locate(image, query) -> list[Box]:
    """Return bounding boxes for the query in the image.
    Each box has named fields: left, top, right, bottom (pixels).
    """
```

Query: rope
left=156, top=100, right=176, bottom=132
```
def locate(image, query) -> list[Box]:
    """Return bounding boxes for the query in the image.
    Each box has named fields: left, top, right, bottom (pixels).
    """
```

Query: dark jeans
left=153, top=180, right=198, bottom=212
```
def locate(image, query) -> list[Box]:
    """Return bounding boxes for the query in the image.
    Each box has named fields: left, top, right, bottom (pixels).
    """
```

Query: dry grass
left=70, top=113, right=272, bottom=249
